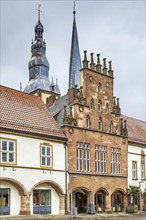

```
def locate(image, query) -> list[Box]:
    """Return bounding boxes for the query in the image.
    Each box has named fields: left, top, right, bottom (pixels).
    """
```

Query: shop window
left=0, top=188, right=10, bottom=215
left=0, top=139, right=16, bottom=164
left=41, top=145, right=53, bottom=167
left=33, top=190, right=51, bottom=214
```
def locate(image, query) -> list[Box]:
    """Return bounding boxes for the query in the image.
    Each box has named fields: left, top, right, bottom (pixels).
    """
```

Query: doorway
left=75, top=191, right=87, bottom=213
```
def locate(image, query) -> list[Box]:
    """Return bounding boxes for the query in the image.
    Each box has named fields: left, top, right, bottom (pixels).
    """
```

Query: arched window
left=106, top=103, right=109, bottom=114
left=86, top=115, right=90, bottom=128
left=90, top=99, right=95, bottom=110
left=98, top=117, right=102, bottom=131
left=110, top=121, right=113, bottom=133
left=98, top=100, right=102, bottom=112
left=98, top=82, right=101, bottom=94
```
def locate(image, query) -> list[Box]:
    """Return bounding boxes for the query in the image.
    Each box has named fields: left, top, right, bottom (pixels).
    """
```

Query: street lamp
left=139, top=181, right=144, bottom=214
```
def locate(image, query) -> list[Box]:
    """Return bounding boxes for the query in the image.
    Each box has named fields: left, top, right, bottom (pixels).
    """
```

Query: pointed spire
left=69, top=2, right=82, bottom=89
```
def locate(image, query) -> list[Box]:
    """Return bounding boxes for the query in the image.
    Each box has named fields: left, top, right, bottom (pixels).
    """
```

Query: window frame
left=111, top=147, right=121, bottom=174
left=132, top=161, right=137, bottom=180
left=40, top=144, right=53, bottom=168
left=76, top=142, right=90, bottom=172
left=95, top=145, right=107, bottom=173
left=0, top=138, right=17, bottom=164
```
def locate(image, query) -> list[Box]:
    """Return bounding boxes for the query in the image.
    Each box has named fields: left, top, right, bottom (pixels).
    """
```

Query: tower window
left=110, top=121, right=113, bottom=133
left=98, top=117, right=102, bottom=131
left=98, top=100, right=102, bottom=112
left=86, top=115, right=90, bottom=128
left=106, top=103, right=109, bottom=114
left=90, top=99, right=95, bottom=110
left=98, top=82, right=101, bottom=94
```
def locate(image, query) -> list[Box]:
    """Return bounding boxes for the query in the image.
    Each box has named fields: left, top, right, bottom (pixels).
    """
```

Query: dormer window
left=86, top=115, right=90, bottom=128
left=90, top=99, right=95, bottom=110
left=98, top=117, right=102, bottom=131
left=98, top=82, right=101, bottom=94
left=98, top=100, right=102, bottom=112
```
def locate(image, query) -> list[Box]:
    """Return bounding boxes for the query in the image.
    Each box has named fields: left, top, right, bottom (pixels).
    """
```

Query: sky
left=1, top=0, right=145, bottom=121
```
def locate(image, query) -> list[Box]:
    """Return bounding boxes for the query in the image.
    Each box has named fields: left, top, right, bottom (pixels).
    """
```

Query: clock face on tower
left=79, top=106, right=83, bottom=112
left=89, top=76, right=94, bottom=82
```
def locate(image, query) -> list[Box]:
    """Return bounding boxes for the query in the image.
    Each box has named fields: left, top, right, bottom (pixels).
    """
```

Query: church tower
left=24, top=5, right=60, bottom=104
left=68, top=4, right=82, bottom=89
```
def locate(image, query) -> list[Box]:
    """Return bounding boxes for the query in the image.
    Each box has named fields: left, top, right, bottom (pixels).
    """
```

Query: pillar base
left=20, top=210, right=31, bottom=215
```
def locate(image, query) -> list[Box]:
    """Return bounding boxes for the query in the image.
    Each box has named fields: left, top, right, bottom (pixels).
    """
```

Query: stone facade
left=62, top=52, right=128, bottom=213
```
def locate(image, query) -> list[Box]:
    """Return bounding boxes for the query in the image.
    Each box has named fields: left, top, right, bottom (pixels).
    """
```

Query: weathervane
left=36, top=4, right=42, bottom=21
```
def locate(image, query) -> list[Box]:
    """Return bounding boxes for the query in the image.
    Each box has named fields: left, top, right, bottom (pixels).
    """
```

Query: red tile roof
left=123, top=115, right=146, bottom=145
left=0, top=86, right=66, bottom=140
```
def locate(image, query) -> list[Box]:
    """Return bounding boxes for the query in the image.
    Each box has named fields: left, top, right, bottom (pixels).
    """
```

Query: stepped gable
left=123, top=115, right=146, bottom=145
left=0, top=85, right=66, bottom=140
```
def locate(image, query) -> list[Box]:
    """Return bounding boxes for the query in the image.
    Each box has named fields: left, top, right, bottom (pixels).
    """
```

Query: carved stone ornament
left=89, top=76, right=94, bottom=82
left=68, top=128, right=74, bottom=134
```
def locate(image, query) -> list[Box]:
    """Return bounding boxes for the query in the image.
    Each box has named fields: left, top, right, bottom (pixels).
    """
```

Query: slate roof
left=48, top=94, right=69, bottom=126
left=0, top=85, right=66, bottom=140
left=122, top=115, right=146, bottom=145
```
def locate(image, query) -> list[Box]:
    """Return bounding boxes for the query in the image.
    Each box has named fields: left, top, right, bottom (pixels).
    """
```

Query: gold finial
left=36, top=4, right=42, bottom=21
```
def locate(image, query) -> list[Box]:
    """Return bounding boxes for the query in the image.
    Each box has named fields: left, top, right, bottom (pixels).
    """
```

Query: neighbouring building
left=123, top=116, right=146, bottom=210
left=0, top=85, right=67, bottom=215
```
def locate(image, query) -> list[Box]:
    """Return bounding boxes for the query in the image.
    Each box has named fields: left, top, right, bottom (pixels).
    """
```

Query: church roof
left=122, top=115, right=146, bottom=145
left=0, top=85, right=66, bottom=141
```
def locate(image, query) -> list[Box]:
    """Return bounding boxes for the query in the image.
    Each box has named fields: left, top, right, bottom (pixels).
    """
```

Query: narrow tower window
left=98, top=82, right=101, bottom=94
left=110, top=121, right=113, bottom=133
left=98, top=100, right=102, bottom=112
left=98, top=117, right=102, bottom=131
left=106, top=103, right=109, bottom=114
left=90, top=99, right=95, bottom=110
left=86, top=115, right=90, bottom=128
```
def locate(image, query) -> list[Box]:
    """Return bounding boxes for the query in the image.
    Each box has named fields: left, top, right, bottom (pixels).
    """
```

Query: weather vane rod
left=73, top=0, right=76, bottom=14
left=36, top=4, right=42, bottom=21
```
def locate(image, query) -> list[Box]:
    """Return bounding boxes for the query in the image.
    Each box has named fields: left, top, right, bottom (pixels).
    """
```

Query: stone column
left=59, top=194, right=65, bottom=215
left=19, top=192, right=31, bottom=215
left=105, top=194, right=111, bottom=212
left=123, top=194, right=128, bottom=212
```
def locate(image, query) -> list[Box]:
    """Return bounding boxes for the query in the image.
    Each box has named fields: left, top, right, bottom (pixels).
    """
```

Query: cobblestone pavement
left=0, top=212, right=146, bottom=220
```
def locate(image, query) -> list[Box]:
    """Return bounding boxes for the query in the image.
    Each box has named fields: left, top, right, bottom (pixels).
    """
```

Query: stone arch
left=0, top=177, right=27, bottom=196
left=112, top=188, right=127, bottom=195
left=30, top=180, right=64, bottom=195
left=73, top=186, right=90, bottom=194
left=94, top=187, right=109, bottom=212
left=95, top=187, right=109, bottom=195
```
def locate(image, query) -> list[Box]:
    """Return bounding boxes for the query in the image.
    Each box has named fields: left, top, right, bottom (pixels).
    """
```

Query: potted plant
left=126, top=185, right=140, bottom=213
